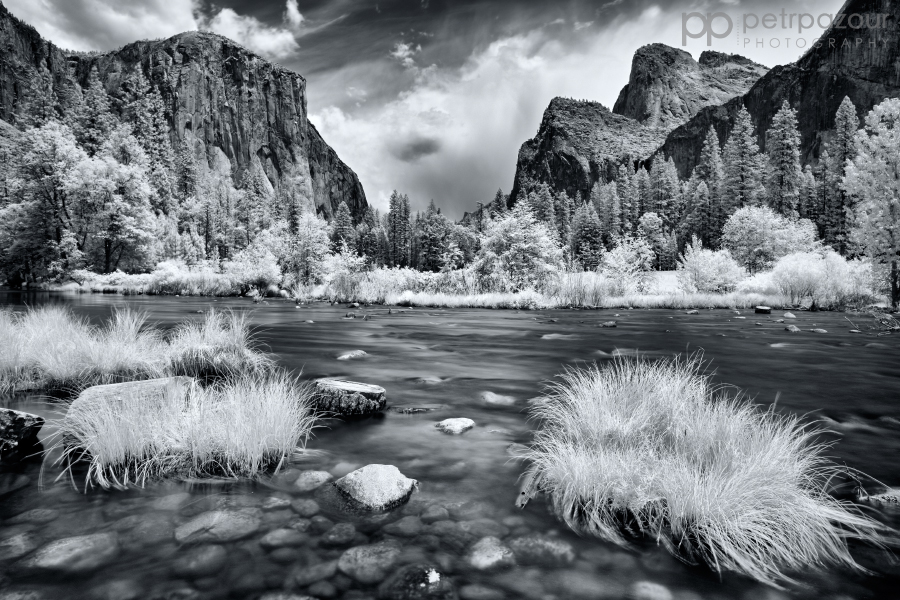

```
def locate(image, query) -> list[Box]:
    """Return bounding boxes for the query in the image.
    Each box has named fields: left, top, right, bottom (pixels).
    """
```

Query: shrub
left=520, top=356, right=884, bottom=587
left=600, top=236, right=655, bottom=295
left=772, top=250, right=876, bottom=308
left=721, top=206, right=818, bottom=273
left=54, top=371, right=316, bottom=488
left=223, top=244, right=282, bottom=294
left=676, top=237, right=745, bottom=293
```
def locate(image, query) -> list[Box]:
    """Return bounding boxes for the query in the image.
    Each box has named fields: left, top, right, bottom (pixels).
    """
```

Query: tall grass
left=54, top=372, right=315, bottom=489
left=0, top=307, right=270, bottom=394
left=521, top=356, right=884, bottom=587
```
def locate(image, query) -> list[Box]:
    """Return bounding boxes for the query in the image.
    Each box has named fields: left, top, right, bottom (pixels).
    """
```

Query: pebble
left=377, top=563, right=456, bottom=600
left=382, top=516, right=423, bottom=537
left=20, top=533, right=119, bottom=573
left=320, top=523, right=357, bottom=547
left=426, top=521, right=474, bottom=553
left=295, top=471, right=334, bottom=492
left=459, top=519, right=508, bottom=539
left=269, top=547, right=302, bottom=564
left=260, top=528, right=309, bottom=549
left=291, top=499, right=321, bottom=518
left=338, top=542, right=402, bottom=584
left=420, top=505, right=449, bottom=524
left=260, top=594, right=317, bottom=600
left=459, top=584, right=505, bottom=600
left=172, top=544, right=228, bottom=578
left=548, top=569, right=624, bottom=599
left=466, top=537, right=515, bottom=571
left=629, top=581, right=674, bottom=600
left=174, top=509, right=262, bottom=544
left=435, top=418, right=475, bottom=435
left=262, top=496, right=293, bottom=511
left=310, top=515, right=335, bottom=534
left=288, top=559, right=338, bottom=587
left=508, top=535, right=575, bottom=567
left=307, top=580, right=338, bottom=598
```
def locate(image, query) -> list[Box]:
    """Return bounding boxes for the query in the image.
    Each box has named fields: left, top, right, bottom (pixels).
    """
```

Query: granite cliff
left=0, top=1, right=366, bottom=221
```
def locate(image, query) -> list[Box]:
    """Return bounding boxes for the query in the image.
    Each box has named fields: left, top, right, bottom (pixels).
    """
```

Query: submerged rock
left=435, top=418, right=475, bottom=435
left=784, top=325, right=801, bottom=333
left=338, top=543, right=402, bottom=584
left=295, top=470, right=334, bottom=492
left=383, top=516, right=423, bottom=538
left=0, top=408, right=44, bottom=455
left=20, top=533, right=118, bottom=573
left=288, top=560, right=338, bottom=587
left=172, top=544, right=228, bottom=578
left=315, top=379, right=387, bottom=415
left=755, top=306, right=772, bottom=314
left=320, top=523, right=357, bottom=547
left=334, top=465, right=417, bottom=511
left=467, top=537, right=515, bottom=571
left=600, top=321, right=617, bottom=328
left=629, top=581, right=674, bottom=600
left=0, top=532, right=38, bottom=561
left=174, top=509, right=261, bottom=544
left=377, top=563, right=456, bottom=600
left=337, top=350, right=368, bottom=361
left=459, top=584, right=504, bottom=600
left=810, top=328, right=828, bottom=334
left=480, top=392, right=516, bottom=406
left=508, top=535, right=575, bottom=567
left=685, top=310, right=699, bottom=315
left=260, top=528, right=308, bottom=549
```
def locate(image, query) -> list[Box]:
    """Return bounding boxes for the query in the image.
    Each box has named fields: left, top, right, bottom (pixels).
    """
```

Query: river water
left=1, top=291, right=899, bottom=599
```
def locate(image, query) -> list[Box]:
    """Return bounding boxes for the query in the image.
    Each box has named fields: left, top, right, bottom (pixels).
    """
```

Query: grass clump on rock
left=54, top=372, right=316, bottom=489
left=520, top=355, right=884, bottom=587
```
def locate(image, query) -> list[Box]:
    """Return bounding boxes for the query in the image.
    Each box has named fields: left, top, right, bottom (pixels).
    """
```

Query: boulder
left=295, top=470, right=333, bottom=492
left=685, top=310, right=699, bottom=315
left=783, top=312, right=796, bottom=319
left=755, top=306, right=772, bottom=314
left=466, top=537, right=515, bottom=571
left=314, top=379, right=386, bottom=416
left=20, top=533, right=118, bottom=573
left=337, top=350, right=368, bottom=361
left=334, top=465, right=417, bottom=511
left=480, top=392, right=516, bottom=406
left=785, top=325, right=801, bottom=333
left=508, top=535, right=575, bottom=567
left=338, top=543, right=402, bottom=584
left=377, top=563, right=456, bottom=600
left=811, top=328, right=828, bottom=334
left=600, top=321, right=617, bottom=328
left=174, top=509, right=261, bottom=544
left=435, top=418, right=475, bottom=435
left=0, top=408, right=44, bottom=454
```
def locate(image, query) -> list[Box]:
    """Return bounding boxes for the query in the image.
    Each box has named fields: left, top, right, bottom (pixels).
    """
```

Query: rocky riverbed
left=1, top=291, right=899, bottom=599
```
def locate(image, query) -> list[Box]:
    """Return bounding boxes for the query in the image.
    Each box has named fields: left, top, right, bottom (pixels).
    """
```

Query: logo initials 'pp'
left=682, top=12, right=733, bottom=46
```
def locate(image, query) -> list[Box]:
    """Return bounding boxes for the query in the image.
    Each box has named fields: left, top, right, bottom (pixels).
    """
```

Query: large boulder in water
left=0, top=408, right=44, bottom=455
left=334, top=464, right=417, bottom=510
left=314, top=378, right=386, bottom=415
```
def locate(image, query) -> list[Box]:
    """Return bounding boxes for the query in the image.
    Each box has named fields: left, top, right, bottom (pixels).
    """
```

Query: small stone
left=382, top=516, right=423, bottom=537
left=262, top=496, right=293, bottom=511
left=685, top=310, right=699, bottom=315
left=334, top=465, right=417, bottom=511
left=459, top=519, right=508, bottom=539
left=288, top=560, right=338, bottom=587
left=420, top=505, right=449, bottom=524
left=783, top=312, right=796, bottom=319
left=174, top=509, right=261, bottom=544
left=785, top=325, right=801, bottom=332
left=172, top=544, right=228, bottom=578
left=435, top=418, right=475, bottom=435
left=377, top=563, right=456, bottom=600
left=308, top=581, right=338, bottom=598
left=600, top=321, right=617, bottom=328
left=310, top=515, right=335, bottom=534
left=629, top=581, right=674, bottom=600
left=755, top=306, right=772, bottom=314
left=467, top=537, right=515, bottom=571
left=260, top=594, right=317, bottom=600
left=480, top=391, right=516, bottom=406
left=426, top=521, right=474, bottom=553
left=447, top=501, right=492, bottom=521
left=269, top=547, right=302, bottom=564
left=260, top=528, right=308, bottom=549
left=811, top=328, right=828, bottom=333
left=459, top=584, right=505, bottom=600
left=295, top=471, right=334, bottom=492
left=152, top=492, right=192, bottom=511
left=548, top=569, right=624, bottom=599
left=320, top=523, right=357, bottom=547
left=338, top=543, right=402, bottom=584
left=508, top=535, right=575, bottom=567
left=291, top=499, right=320, bottom=517
left=337, top=350, right=368, bottom=361
left=20, top=533, right=118, bottom=573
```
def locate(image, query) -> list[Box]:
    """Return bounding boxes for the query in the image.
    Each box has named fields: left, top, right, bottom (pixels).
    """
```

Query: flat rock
left=288, top=560, right=338, bottom=587
left=685, top=310, right=699, bottom=315
left=338, top=543, right=402, bottom=584
left=377, top=563, right=456, bottom=600
left=480, top=392, right=516, bottom=406
left=811, top=328, right=828, bottom=333
left=467, top=537, right=515, bottom=571
left=172, top=544, right=228, bottom=578
left=20, top=533, right=118, bottom=573
left=315, top=378, right=386, bottom=415
left=600, top=321, right=617, bottom=328
left=291, top=499, right=320, bottom=517
left=0, top=408, right=44, bottom=454
left=260, top=528, right=308, bottom=549
left=337, top=350, right=368, bottom=361
left=785, top=325, right=801, bottom=332
left=295, top=470, right=334, bottom=492
left=334, top=465, right=417, bottom=511
left=783, top=312, right=796, bottom=319
left=174, top=509, right=261, bottom=544
left=435, top=418, right=475, bottom=435
left=508, top=535, right=575, bottom=567
left=755, top=306, right=772, bottom=314
left=382, top=516, right=423, bottom=537
left=0, top=533, right=38, bottom=561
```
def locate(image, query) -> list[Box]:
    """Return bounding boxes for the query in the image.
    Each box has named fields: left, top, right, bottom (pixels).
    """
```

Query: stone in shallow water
left=260, top=528, right=308, bottom=549
left=308, top=580, right=338, bottom=598
left=0, top=533, right=37, bottom=561
left=262, top=496, right=293, bottom=511
left=480, top=392, right=516, bottom=406
left=334, top=465, right=417, bottom=511
left=435, top=418, right=475, bottom=435
left=629, top=581, right=674, bottom=600
left=459, top=584, right=504, bottom=600
left=600, top=321, right=617, bottom=328
left=320, top=522, right=357, bottom=547
left=0, top=408, right=44, bottom=454
left=420, top=505, right=449, bottom=524
left=755, top=306, right=772, bottom=314
left=0, top=474, right=30, bottom=497
left=785, top=324, right=801, bottom=332
left=174, top=509, right=261, bottom=544
left=288, top=559, right=338, bottom=587
left=152, top=492, right=192, bottom=511
left=508, top=535, right=575, bottom=567
left=172, top=544, right=228, bottom=578
left=7, top=509, right=59, bottom=525
left=295, top=470, right=334, bottom=492
left=811, top=328, right=828, bottom=333
left=20, top=533, right=119, bottom=573
left=337, top=350, right=368, bottom=361
left=377, top=563, right=456, bottom=600
left=315, top=378, right=387, bottom=415
left=382, top=516, right=423, bottom=537
left=783, top=312, right=796, bottom=319
left=338, top=543, right=402, bottom=584
left=547, top=569, right=624, bottom=599
left=291, top=498, right=320, bottom=517
left=259, top=593, right=317, bottom=600
left=685, top=310, right=699, bottom=315
left=466, top=537, right=515, bottom=571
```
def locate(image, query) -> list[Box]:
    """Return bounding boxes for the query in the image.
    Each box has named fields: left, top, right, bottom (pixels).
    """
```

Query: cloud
left=390, top=42, right=422, bottom=69
left=201, top=6, right=298, bottom=60
left=390, top=136, right=442, bottom=162
left=284, top=0, right=304, bottom=28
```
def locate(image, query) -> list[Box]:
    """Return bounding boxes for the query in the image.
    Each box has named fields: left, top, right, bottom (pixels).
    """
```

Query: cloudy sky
left=4, top=0, right=845, bottom=217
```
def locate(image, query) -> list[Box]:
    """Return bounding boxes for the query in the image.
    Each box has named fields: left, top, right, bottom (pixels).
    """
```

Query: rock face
left=0, top=408, right=44, bottom=454
left=334, top=464, right=417, bottom=510
left=315, top=379, right=387, bottom=416
left=0, top=2, right=367, bottom=221
left=613, top=45, right=768, bottom=129
left=510, top=47, right=765, bottom=202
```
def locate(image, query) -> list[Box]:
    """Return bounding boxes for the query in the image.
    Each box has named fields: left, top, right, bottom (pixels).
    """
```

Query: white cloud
left=202, top=7, right=299, bottom=60
left=390, top=42, right=422, bottom=69
left=284, top=0, right=305, bottom=28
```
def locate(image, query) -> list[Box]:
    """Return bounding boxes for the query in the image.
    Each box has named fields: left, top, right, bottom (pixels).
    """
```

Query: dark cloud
left=390, top=136, right=442, bottom=162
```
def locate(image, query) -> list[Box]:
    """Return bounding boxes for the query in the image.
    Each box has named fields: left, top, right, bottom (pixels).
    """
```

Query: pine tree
left=722, top=106, right=766, bottom=212
left=650, top=156, right=680, bottom=226
left=823, top=96, right=860, bottom=255
left=766, top=101, right=802, bottom=218
left=554, top=191, right=572, bottom=243
left=331, top=201, right=355, bottom=251
left=605, top=182, right=622, bottom=246
left=418, top=200, right=450, bottom=272
left=490, top=188, right=507, bottom=216
left=176, top=138, right=197, bottom=199
left=573, top=202, right=604, bottom=270
left=798, top=165, right=817, bottom=221
left=617, top=165, right=638, bottom=234
left=634, top=166, right=651, bottom=221
left=15, top=63, right=57, bottom=129
left=685, top=180, right=712, bottom=246
left=387, top=190, right=411, bottom=267
left=528, top=183, right=557, bottom=233
left=72, top=68, right=118, bottom=156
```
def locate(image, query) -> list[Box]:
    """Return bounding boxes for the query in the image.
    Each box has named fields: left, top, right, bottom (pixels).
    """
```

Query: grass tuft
left=521, top=355, right=885, bottom=587
left=53, top=372, right=316, bottom=489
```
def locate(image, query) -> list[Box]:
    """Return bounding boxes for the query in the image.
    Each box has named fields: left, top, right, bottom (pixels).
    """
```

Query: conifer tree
left=554, top=191, right=572, bottom=243
left=722, top=106, right=766, bottom=211
left=617, top=165, right=637, bottom=234
left=797, top=165, right=817, bottom=221
left=823, top=96, right=860, bottom=254
left=490, top=188, right=507, bottom=216
left=331, top=201, right=355, bottom=251
left=72, top=68, right=118, bottom=156
left=634, top=166, right=651, bottom=220
left=528, top=183, right=557, bottom=233
left=766, top=101, right=802, bottom=218
left=387, top=190, right=412, bottom=267
left=418, top=200, right=450, bottom=272
left=572, top=202, right=604, bottom=270
left=650, top=156, right=680, bottom=225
